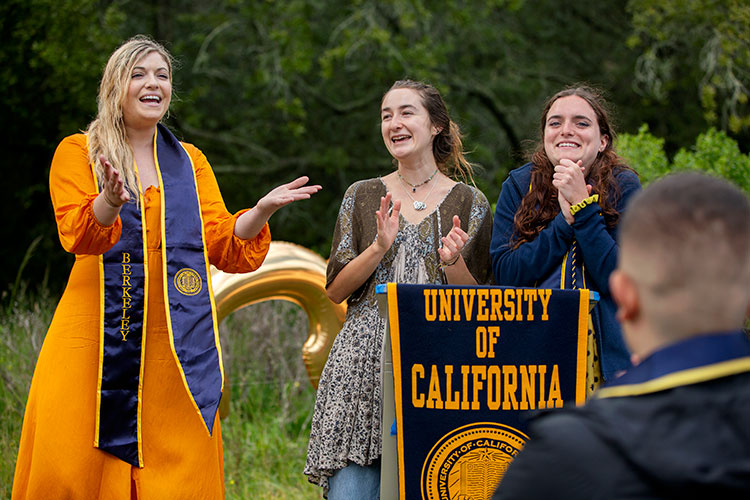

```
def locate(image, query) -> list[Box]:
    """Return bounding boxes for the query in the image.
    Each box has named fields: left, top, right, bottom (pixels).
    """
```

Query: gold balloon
left=211, top=241, right=346, bottom=418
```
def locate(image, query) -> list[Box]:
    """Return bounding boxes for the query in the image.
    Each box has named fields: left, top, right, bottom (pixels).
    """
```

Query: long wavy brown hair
left=511, top=85, right=635, bottom=248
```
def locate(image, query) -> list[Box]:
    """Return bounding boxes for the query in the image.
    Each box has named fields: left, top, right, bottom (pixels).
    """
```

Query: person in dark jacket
left=493, top=172, right=750, bottom=499
left=490, top=85, right=640, bottom=390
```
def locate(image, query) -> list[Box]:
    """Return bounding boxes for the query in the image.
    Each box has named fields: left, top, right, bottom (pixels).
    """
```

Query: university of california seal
left=174, top=268, right=202, bottom=296
left=421, top=422, right=528, bottom=500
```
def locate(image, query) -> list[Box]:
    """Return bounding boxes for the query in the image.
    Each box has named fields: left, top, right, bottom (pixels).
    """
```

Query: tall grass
left=0, top=291, right=321, bottom=500
left=0, top=290, right=53, bottom=500
left=220, top=301, right=320, bottom=500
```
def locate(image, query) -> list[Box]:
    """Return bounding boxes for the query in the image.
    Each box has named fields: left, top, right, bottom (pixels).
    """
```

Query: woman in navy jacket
left=490, top=86, right=640, bottom=386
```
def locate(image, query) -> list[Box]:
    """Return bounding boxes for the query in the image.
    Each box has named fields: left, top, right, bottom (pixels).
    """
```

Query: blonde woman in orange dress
left=12, top=35, right=319, bottom=499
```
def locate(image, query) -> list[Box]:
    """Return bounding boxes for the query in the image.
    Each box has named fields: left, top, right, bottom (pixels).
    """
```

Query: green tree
left=627, top=0, right=750, bottom=139
left=0, top=0, right=123, bottom=294
left=161, top=0, right=641, bottom=254
left=8, top=0, right=738, bottom=294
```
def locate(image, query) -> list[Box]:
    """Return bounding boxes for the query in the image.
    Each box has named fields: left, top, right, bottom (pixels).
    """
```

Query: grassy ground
left=221, top=302, right=321, bottom=500
left=0, top=291, right=321, bottom=500
left=0, top=290, right=53, bottom=500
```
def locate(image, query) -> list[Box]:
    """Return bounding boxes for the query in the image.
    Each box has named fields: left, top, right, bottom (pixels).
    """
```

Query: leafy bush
left=672, top=128, right=750, bottom=192
left=616, top=124, right=669, bottom=186
left=618, top=124, right=750, bottom=192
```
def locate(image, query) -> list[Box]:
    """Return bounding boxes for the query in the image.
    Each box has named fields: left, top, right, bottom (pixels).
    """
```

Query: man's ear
left=610, top=269, right=639, bottom=324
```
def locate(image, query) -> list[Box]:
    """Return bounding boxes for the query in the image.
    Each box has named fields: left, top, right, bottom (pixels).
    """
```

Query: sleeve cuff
left=552, top=211, right=575, bottom=237
left=571, top=202, right=602, bottom=227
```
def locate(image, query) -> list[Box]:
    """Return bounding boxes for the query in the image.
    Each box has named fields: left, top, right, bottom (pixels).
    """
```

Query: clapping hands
left=375, top=192, right=401, bottom=253
left=438, top=215, right=468, bottom=266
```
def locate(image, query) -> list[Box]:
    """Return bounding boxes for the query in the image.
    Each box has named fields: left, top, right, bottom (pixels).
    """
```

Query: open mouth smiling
left=140, top=95, right=162, bottom=104
left=557, top=142, right=579, bottom=148
left=392, top=134, right=411, bottom=143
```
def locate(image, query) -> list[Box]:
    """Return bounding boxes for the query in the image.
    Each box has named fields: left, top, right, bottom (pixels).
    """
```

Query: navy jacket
left=490, top=163, right=641, bottom=380
left=493, top=331, right=750, bottom=499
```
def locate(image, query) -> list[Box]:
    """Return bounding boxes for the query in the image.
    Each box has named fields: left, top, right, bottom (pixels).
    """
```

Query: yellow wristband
left=569, top=194, right=599, bottom=216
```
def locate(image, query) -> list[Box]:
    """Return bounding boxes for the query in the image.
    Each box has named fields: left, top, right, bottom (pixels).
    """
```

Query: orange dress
left=12, top=134, right=270, bottom=500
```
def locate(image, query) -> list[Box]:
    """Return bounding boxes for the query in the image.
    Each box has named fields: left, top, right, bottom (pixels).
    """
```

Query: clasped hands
left=552, top=158, right=594, bottom=224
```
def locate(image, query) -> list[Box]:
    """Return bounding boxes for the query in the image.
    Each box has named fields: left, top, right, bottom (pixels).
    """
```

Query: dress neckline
left=141, top=184, right=161, bottom=206
left=377, top=178, right=462, bottom=227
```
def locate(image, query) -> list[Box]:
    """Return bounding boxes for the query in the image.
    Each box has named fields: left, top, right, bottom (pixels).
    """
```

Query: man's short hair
left=619, top=172, right=749, bottom=328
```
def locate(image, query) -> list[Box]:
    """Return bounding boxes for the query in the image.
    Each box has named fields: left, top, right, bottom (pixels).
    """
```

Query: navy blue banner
left=386, top=283, right=589, bottom=500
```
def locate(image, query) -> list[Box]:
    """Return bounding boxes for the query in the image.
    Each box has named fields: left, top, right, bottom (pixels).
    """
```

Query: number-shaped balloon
left=211, top=241, right=346, bottom=418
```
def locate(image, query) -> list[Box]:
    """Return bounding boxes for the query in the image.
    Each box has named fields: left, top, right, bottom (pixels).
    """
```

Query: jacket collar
left=596, top=330, right=750, bottom=399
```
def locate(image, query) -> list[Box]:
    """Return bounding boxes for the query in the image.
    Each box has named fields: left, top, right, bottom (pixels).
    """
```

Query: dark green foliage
left=3, top=0, right=748, bottom=295
left=627, top=0, right=750, bottom=136
left=0, top=0, right=122, bottom=295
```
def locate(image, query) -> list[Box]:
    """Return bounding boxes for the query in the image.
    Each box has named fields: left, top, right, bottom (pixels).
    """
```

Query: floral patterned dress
left=304, top=178, right=493, bottom=492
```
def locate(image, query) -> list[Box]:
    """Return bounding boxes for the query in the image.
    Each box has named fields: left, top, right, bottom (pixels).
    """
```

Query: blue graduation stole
left=93, top=124, right=223, bottom=467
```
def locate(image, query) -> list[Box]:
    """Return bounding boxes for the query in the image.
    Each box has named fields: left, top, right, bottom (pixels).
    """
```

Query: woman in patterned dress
left=304, top=80, right=493, bottom=499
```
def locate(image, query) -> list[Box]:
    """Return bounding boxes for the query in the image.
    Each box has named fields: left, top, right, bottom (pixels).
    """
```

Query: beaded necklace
left=397, top=168, right=438, bottom=192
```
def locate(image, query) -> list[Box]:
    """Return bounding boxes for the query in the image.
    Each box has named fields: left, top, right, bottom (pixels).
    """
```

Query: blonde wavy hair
left=86, top=35, right=173, bottom=196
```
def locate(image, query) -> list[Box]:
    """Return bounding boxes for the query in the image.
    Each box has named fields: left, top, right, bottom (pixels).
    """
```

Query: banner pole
left=378, top=284, right=398, bottom=500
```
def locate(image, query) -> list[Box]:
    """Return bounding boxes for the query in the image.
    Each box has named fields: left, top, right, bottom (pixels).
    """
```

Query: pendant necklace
left=400, top=172, right=439, bottom=211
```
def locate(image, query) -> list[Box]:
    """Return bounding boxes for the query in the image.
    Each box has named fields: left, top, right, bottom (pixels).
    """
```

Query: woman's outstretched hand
left=255, top=176, right=322, bottom=217
left=92, top=155, right=130, bottom=225
left=234, top=176, right=321, bottom=240
left=438, top=215, right=468, bottom=265
left=375, top=192, right=401, bottom=253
